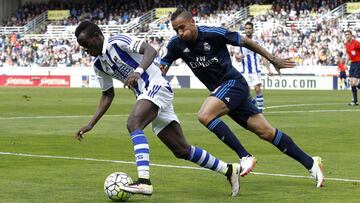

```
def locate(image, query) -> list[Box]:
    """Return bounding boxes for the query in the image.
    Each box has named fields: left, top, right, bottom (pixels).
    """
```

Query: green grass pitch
left=0, top=87, right=359, bottom=203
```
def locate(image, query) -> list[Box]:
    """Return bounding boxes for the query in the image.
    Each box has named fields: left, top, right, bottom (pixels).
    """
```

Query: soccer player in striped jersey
left=233, top=22, right=275, bottom=112
left=160, top=7, right=324, bottom=188
left=74, top=21, right=241, bottom=197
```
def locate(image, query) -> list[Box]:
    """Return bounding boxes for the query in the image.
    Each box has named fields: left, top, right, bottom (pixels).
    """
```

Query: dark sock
left=352, top=86, right=358, bottom=102
left=271, top=129, right=314, bottom=170
left=207, top=118, right=250, bottom=158
left=225, top=164, right=232, bottom=177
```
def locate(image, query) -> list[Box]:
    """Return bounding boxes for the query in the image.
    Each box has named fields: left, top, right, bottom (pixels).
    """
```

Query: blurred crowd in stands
left=0, top=0, right=359, bottom=68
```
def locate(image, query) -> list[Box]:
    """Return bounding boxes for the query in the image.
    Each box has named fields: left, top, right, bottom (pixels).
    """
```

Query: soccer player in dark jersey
left=160, top=7, right=324, bottom=188
left=344, top=30, right=360, bottom=106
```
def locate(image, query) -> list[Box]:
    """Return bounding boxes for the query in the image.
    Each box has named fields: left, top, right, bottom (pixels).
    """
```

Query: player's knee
left=257, top=128, right=275, bottom=142
left=197, top=111, right=213, bottom=126
left=126, top=118, right=141, bottom=133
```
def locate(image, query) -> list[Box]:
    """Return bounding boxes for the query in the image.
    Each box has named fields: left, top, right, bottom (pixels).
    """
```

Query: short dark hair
left=245, top=21, right=253, bottom=28
left=75, top=21, right=102, bottom=38
left=344, top=29, right=352, bottom=35
left=171, top=7, right=192, bottom=21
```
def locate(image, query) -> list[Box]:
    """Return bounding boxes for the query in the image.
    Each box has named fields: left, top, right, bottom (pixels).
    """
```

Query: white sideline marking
left=266, top=103, right=345, bottom=109
left=266, top=109, right=360, bottom=114
left=1, top=151, right=359, bottom=183
left=0, top=108, right=359, bottom=120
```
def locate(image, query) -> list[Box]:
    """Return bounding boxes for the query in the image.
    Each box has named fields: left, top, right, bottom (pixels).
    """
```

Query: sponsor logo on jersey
left=204, top=42, right=211, bottom=51
left=189, top=56, right=219, bottom=69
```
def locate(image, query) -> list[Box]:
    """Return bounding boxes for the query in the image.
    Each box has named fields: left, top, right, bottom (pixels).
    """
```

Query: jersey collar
left=101, top=36, right=109, bottom=55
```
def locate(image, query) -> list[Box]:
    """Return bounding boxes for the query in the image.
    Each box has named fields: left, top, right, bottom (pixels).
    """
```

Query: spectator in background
left=344, top=30, right=360, bottom=106
left=0, top=35, right=4, bottom=51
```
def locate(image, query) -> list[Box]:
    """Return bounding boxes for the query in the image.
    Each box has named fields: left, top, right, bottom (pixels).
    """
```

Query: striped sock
left=187, top=145, right=227, bottom=174
left=256, top=93, right=264, bottom=112
left=130, top=130, right=150, bottom=179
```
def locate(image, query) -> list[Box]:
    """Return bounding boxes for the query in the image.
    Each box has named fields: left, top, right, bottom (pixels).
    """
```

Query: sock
left=187, top=145, right=228, bottom=174
left=207, top=118, right=251, bottom=158
left=256, top=93, right=264, bottom=112
left=351, top=86, right=358, bottom=103
left=130, top=130, right=150, bottom=179
left=271, top=129, right=313, bottom=170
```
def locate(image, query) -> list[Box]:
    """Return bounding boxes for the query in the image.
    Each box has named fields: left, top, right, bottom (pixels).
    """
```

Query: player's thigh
left=228, top=95, right=260, bottom=128
left=198, top=96, right=229, bottom=121
left=157, top=121, right=189, bottom=152
left=350, top=77, right=359, bottom=86
left=128, top=99, right=159, bottom=126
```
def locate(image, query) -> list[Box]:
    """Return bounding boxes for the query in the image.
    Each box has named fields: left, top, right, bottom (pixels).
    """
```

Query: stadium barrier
left=0, top=66, right=340, bottom=90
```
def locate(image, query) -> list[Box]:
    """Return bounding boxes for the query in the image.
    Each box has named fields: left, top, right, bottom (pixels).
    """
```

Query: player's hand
left=124, top=72, right=140, bottom=88
left=271, top=57, right=295, bottom=75
left=234, top=54, right=244, bottom=62
left=159, top=64, right=169, bottom=76
left=76, top=124, right=93, bottom=141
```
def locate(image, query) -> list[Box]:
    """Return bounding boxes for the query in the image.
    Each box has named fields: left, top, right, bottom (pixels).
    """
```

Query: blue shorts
left=339, top=71, right=347, bottom=79
left=349, top=62, right=360, bottom=78
left=210, top=78, right=260, bottom=129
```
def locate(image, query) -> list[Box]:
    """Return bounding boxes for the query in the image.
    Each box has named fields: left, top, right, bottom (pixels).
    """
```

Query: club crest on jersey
left=203, top=42, right=211, bottom=51
left=113, top=56, right=120, bottom=63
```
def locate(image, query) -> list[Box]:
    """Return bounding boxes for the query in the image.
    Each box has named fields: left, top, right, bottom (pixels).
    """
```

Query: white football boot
left=226, top=163, right=241, bottom=197
left=309, top=156, right=324, bottom=188
left=120, top=178, right=153, bottom=195
left=239, top=156, right=257, bottom=177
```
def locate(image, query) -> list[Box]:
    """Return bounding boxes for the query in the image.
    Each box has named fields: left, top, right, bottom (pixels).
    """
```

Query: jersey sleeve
left=355, top=40, right=360, bottom=49
left=223, top=29, right=242, bottom=46
left=160, top=38, right=179, bottom=66
left=111, top=34, right=144, bottom=54
left=94, top=64, right=113, bottom=91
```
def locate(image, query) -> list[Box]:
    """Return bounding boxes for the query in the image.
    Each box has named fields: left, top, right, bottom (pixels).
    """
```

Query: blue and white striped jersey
left=236, top=38, right=264, bottom=75
left=93, top=34, right=166, bottom=95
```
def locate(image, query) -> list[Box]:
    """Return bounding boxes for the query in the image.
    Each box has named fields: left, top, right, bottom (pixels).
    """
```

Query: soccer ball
left=104, top=172, right=133, bottom=202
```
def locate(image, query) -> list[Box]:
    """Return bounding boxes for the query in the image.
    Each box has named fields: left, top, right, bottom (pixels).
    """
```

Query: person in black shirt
left=160, top=7, right=324, bottom=188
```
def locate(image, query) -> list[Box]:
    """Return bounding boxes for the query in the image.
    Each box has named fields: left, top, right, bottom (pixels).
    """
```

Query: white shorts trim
left=137, top=83, right=179, bottom=135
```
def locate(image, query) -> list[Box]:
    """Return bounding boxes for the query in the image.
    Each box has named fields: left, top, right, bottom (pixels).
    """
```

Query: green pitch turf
left=0, top=87, right=359, bottom=203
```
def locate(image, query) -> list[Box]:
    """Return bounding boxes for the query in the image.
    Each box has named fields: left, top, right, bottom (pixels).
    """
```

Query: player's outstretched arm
left=240, top=37, right=295, bottom=71
left=76, top=87, right=115, bottom=141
